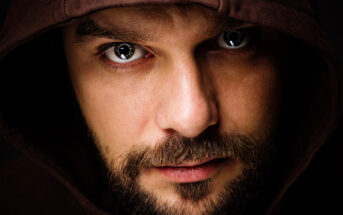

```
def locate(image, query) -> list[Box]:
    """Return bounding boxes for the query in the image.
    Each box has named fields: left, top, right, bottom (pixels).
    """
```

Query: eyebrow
left=75, top=18, right=150, bottom=43
left=75, top=17, right=247, bottom=44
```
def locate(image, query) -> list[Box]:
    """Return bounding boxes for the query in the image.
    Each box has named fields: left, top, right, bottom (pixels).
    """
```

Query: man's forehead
left=74, top=4, right=247, bottom=43
left=91, top=3, right=241, bottom=27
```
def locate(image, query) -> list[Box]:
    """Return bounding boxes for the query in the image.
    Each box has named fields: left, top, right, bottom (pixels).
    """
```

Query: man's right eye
left=103, top=42, right=147, bottom=64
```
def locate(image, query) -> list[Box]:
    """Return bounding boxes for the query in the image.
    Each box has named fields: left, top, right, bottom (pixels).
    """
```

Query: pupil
left=224, top=30, right=244, bottom=47
left=115, top=43, right=134, bottom=60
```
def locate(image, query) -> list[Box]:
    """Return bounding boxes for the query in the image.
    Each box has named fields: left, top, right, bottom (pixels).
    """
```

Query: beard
left=97, top=126, right=278, bottom=215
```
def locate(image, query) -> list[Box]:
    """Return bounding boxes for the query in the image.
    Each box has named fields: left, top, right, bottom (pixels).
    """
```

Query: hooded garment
left=0, top=0, right=342, bottom=214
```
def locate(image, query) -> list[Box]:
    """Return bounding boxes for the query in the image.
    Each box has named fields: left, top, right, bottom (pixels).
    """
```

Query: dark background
left=0, top=1, right=342, bottom=164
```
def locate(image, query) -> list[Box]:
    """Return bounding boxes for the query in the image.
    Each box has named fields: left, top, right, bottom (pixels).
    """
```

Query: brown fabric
left=0, top=156, right=87, bottom=215
left=0, top=0, right=342, bottom=214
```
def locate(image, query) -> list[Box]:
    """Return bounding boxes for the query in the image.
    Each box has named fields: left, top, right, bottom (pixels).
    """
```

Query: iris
left=114, top=43, right=135, bottom=60
left=224, top=30, right=245, bottom=48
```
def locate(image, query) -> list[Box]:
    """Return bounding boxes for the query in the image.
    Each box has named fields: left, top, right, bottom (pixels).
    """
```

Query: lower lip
left=156, top=158, right=227, bottom=183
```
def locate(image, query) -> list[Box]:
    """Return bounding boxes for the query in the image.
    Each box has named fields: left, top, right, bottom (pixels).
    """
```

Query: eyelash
left=95, top=27, right=260, bottom=69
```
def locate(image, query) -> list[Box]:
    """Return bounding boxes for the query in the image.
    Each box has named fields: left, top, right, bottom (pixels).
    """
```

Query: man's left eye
left=104, top=42, right=146, bottom=64
left=217, top=29, right=251, bottom=49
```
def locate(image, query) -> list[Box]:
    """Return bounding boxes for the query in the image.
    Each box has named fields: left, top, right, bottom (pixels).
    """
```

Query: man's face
left=64, top=4, right=284, bottom=215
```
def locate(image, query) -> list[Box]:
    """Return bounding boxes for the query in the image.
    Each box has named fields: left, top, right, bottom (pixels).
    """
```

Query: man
left=0, top=0, right=342, bottom=215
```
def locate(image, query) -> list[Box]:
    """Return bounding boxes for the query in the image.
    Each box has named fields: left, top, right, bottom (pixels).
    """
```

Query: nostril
left=164, top=128, right=177, bottom=135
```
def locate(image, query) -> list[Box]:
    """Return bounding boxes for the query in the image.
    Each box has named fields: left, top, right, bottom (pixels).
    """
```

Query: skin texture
left=63, top=4, right=284, bottom=215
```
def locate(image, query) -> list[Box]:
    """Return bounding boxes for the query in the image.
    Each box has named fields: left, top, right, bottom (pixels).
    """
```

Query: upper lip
left=157, top=157, right=225, bottom=168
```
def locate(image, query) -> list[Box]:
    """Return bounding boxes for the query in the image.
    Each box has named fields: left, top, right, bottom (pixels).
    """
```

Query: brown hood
left=0, top=0, right=342, bottom=214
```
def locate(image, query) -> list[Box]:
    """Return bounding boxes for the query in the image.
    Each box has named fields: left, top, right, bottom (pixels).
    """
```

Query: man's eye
left=104, top=42, right=146, bottom=64
left=217, top=29, right=251, bottom=49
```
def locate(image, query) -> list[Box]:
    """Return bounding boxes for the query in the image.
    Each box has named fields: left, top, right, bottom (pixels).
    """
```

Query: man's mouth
left=156, top=158, right=231, bottom=183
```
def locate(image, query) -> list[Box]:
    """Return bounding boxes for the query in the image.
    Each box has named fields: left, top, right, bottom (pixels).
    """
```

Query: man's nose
left=156, top=55, right=218, bottom=138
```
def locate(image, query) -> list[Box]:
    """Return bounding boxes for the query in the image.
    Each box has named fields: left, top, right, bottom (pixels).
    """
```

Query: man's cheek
left=217, top=70, right=278, bottom=138
left=219, top=98, right=272, bottom=138
left=87, top=93, right=152, bottom=141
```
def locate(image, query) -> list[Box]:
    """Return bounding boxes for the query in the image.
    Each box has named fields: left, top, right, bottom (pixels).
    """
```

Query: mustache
left=120, top=128, right=269, bottom=181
